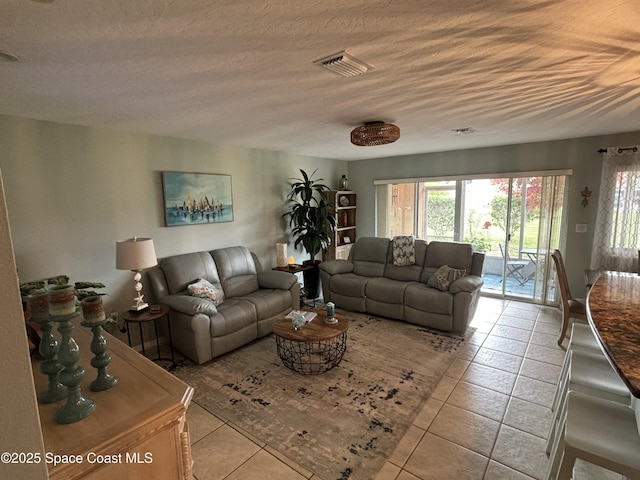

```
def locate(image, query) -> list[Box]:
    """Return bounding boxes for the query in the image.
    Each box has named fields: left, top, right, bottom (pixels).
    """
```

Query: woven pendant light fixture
left=350, top=121, right=400, bottom=146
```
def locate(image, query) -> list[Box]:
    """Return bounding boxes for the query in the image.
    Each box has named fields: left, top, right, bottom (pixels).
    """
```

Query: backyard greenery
left=387, top=178, right=547, bottom=259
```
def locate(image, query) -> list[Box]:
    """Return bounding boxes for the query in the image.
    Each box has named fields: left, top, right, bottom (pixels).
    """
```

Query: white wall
left=0, top=168, right=48, bottom=480
left=347, top=131, right=640, bottom=297
left=0, top=115, right=347, bottom=319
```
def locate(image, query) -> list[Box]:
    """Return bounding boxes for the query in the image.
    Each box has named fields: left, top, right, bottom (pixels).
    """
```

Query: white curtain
left=591, top=146, right=640, bottom=272
left=533, top=175, right=567, bottom=304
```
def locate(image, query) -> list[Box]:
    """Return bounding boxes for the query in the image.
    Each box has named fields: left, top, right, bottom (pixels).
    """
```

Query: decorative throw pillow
left=392, top=235, right=416, bottom=266
left=187, top=278, right=225, bottom=305
left=427, top=265, right=467, bottom=291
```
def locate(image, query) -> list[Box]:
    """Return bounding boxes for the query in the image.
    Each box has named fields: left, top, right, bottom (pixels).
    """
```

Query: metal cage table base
left=276, top=332, right=347, bottom=375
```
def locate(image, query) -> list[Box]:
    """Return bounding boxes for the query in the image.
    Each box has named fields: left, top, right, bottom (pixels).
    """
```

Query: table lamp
left=116, top=237, right=158, bottom=312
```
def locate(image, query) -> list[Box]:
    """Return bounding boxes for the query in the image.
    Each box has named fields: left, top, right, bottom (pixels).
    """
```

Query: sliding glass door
left=376, top=171, right=568, bottom=305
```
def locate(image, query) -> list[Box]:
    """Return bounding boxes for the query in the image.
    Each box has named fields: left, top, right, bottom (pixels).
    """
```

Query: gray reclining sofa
left=148, top=246, right=300, bottom=364
left=319, top=237, right=484, bottom=335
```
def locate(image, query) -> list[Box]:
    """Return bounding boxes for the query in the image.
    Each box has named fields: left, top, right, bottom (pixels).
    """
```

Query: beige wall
left=0, top=115, right=346, bottom=318
left=0, top=169, right=48, bottom=480
left=0, top=114, right=345, bottom=472
left=347, top=131, right=640, bottom=296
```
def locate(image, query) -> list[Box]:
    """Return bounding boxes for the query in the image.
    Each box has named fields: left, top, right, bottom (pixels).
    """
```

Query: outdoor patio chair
left=499, top=243, right=531, bottom=286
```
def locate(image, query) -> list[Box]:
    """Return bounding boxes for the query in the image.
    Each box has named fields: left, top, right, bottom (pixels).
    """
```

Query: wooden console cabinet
left=32, top=319, right=194, bottom=479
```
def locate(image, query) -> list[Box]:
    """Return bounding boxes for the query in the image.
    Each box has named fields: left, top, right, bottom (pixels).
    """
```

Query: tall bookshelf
left=325, top=190, right=356, bottom=260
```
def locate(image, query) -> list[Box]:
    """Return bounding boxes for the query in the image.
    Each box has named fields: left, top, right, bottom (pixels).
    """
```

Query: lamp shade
left=116, top=237, right=157, bottom=271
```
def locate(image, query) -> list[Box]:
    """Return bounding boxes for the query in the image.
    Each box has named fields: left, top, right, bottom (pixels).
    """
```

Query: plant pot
left=302, top=260, right=322, bottom=300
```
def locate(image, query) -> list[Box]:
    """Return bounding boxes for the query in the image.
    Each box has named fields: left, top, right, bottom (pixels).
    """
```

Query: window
left=591, top=146, right=640, bottom=272
left=376, top=171, right=569, bottom=304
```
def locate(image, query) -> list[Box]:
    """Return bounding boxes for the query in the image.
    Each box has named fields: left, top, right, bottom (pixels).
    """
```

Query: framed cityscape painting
left=162, top=171, right=234, bottom=227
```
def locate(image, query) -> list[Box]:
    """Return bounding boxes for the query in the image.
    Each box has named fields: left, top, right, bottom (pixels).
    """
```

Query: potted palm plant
left=283, top=169, right=336, bottom=299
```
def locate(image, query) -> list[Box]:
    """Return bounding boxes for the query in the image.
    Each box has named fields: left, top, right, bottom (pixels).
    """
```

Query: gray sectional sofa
left=147, top=246, right=300, bottom=364
left=319, top=237, right=484, bottom=335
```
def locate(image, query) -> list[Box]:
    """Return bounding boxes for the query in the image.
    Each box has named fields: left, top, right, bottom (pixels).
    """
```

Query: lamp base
left=128, top=302, right=149, bottom=314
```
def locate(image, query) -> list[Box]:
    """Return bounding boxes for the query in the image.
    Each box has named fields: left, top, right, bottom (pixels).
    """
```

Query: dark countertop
left=587, top=271, right=640, bottom=397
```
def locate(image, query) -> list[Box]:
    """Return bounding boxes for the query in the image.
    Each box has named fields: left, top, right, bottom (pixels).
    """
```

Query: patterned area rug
left=174, top=311, right=470, bottom=480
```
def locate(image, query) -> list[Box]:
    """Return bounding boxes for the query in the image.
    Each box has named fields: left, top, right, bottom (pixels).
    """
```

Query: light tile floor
left=186, top=297, right=625, bottom=480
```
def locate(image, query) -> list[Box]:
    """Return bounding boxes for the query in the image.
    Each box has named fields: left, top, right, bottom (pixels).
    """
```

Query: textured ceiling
left=1, top=0, right=639, bottom=160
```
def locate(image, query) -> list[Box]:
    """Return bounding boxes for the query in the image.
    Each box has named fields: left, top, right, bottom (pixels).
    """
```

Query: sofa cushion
left=427, top=265, right=467, bottom=292
left=351, top=237, right=390, bottom=277
left=187, top=278, right=225, bottom=305
left=211, top=246, right=260, bottom=298
left=331, top=272, right=370, bottom=298
left=211, top=298, right=257, bottom=338
left=319, top=259, right=354, bottom=275
left=421, top=241, right=473, bottom=283
left=405, top=283, right=453, bottom=315
left=366, top=277, right=412, bottom=303
left=257, top=270, right=297, bottom=290
left=384, top=239, right=427, bottom=282
left=161, top=293, right=219, bottom=316
left=392, top=235, right=416, bottom=266
left=160, top=251, right=222, bottom=295
left=239, top=288, right=293, bottom=320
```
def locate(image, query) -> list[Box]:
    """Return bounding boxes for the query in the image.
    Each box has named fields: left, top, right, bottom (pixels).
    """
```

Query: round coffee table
left=273, top=309, right=348, bottom=375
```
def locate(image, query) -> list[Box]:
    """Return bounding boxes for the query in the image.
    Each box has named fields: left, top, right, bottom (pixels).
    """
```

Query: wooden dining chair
left=550, top=249, right=587, bottom=346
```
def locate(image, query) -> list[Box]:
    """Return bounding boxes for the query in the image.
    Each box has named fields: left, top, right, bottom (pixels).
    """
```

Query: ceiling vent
left=314, top=51, right=373, bottom=77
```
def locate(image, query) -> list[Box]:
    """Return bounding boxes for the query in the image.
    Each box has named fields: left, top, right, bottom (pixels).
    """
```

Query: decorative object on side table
left=116, top=236, right=158, bottom=312
left=339, top=174, right=349, bottom=190
left=276, top=243, right=288, bottom=268
left=49, top=285, right=96, bottom=424
left=81, top=296, right=117, bottom=391
left=27, top=291, right=67, bottom=404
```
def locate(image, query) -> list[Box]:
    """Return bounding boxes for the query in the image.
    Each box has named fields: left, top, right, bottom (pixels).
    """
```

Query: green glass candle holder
left=81, top=317, right=117, bottom=392
left=27, top=292, right=67, bottom=403
left=52, top=311, right=95, bottom=424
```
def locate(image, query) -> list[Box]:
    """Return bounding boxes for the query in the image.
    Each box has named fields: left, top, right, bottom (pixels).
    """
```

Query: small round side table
left=123, top=304, right=176, bottom=370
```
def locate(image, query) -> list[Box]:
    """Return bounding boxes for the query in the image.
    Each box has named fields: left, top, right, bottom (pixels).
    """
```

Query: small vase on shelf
left=339, top=175, right=348, bottom=191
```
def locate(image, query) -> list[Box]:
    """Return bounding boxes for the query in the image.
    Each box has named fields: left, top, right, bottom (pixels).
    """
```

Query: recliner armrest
left=319, top=260, right=354, bottom=275
left=160, top=294, right=218, bottom=316
left=257, top=270, right=297, bottom=290
left=449, top=275, right=483, bottom=294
